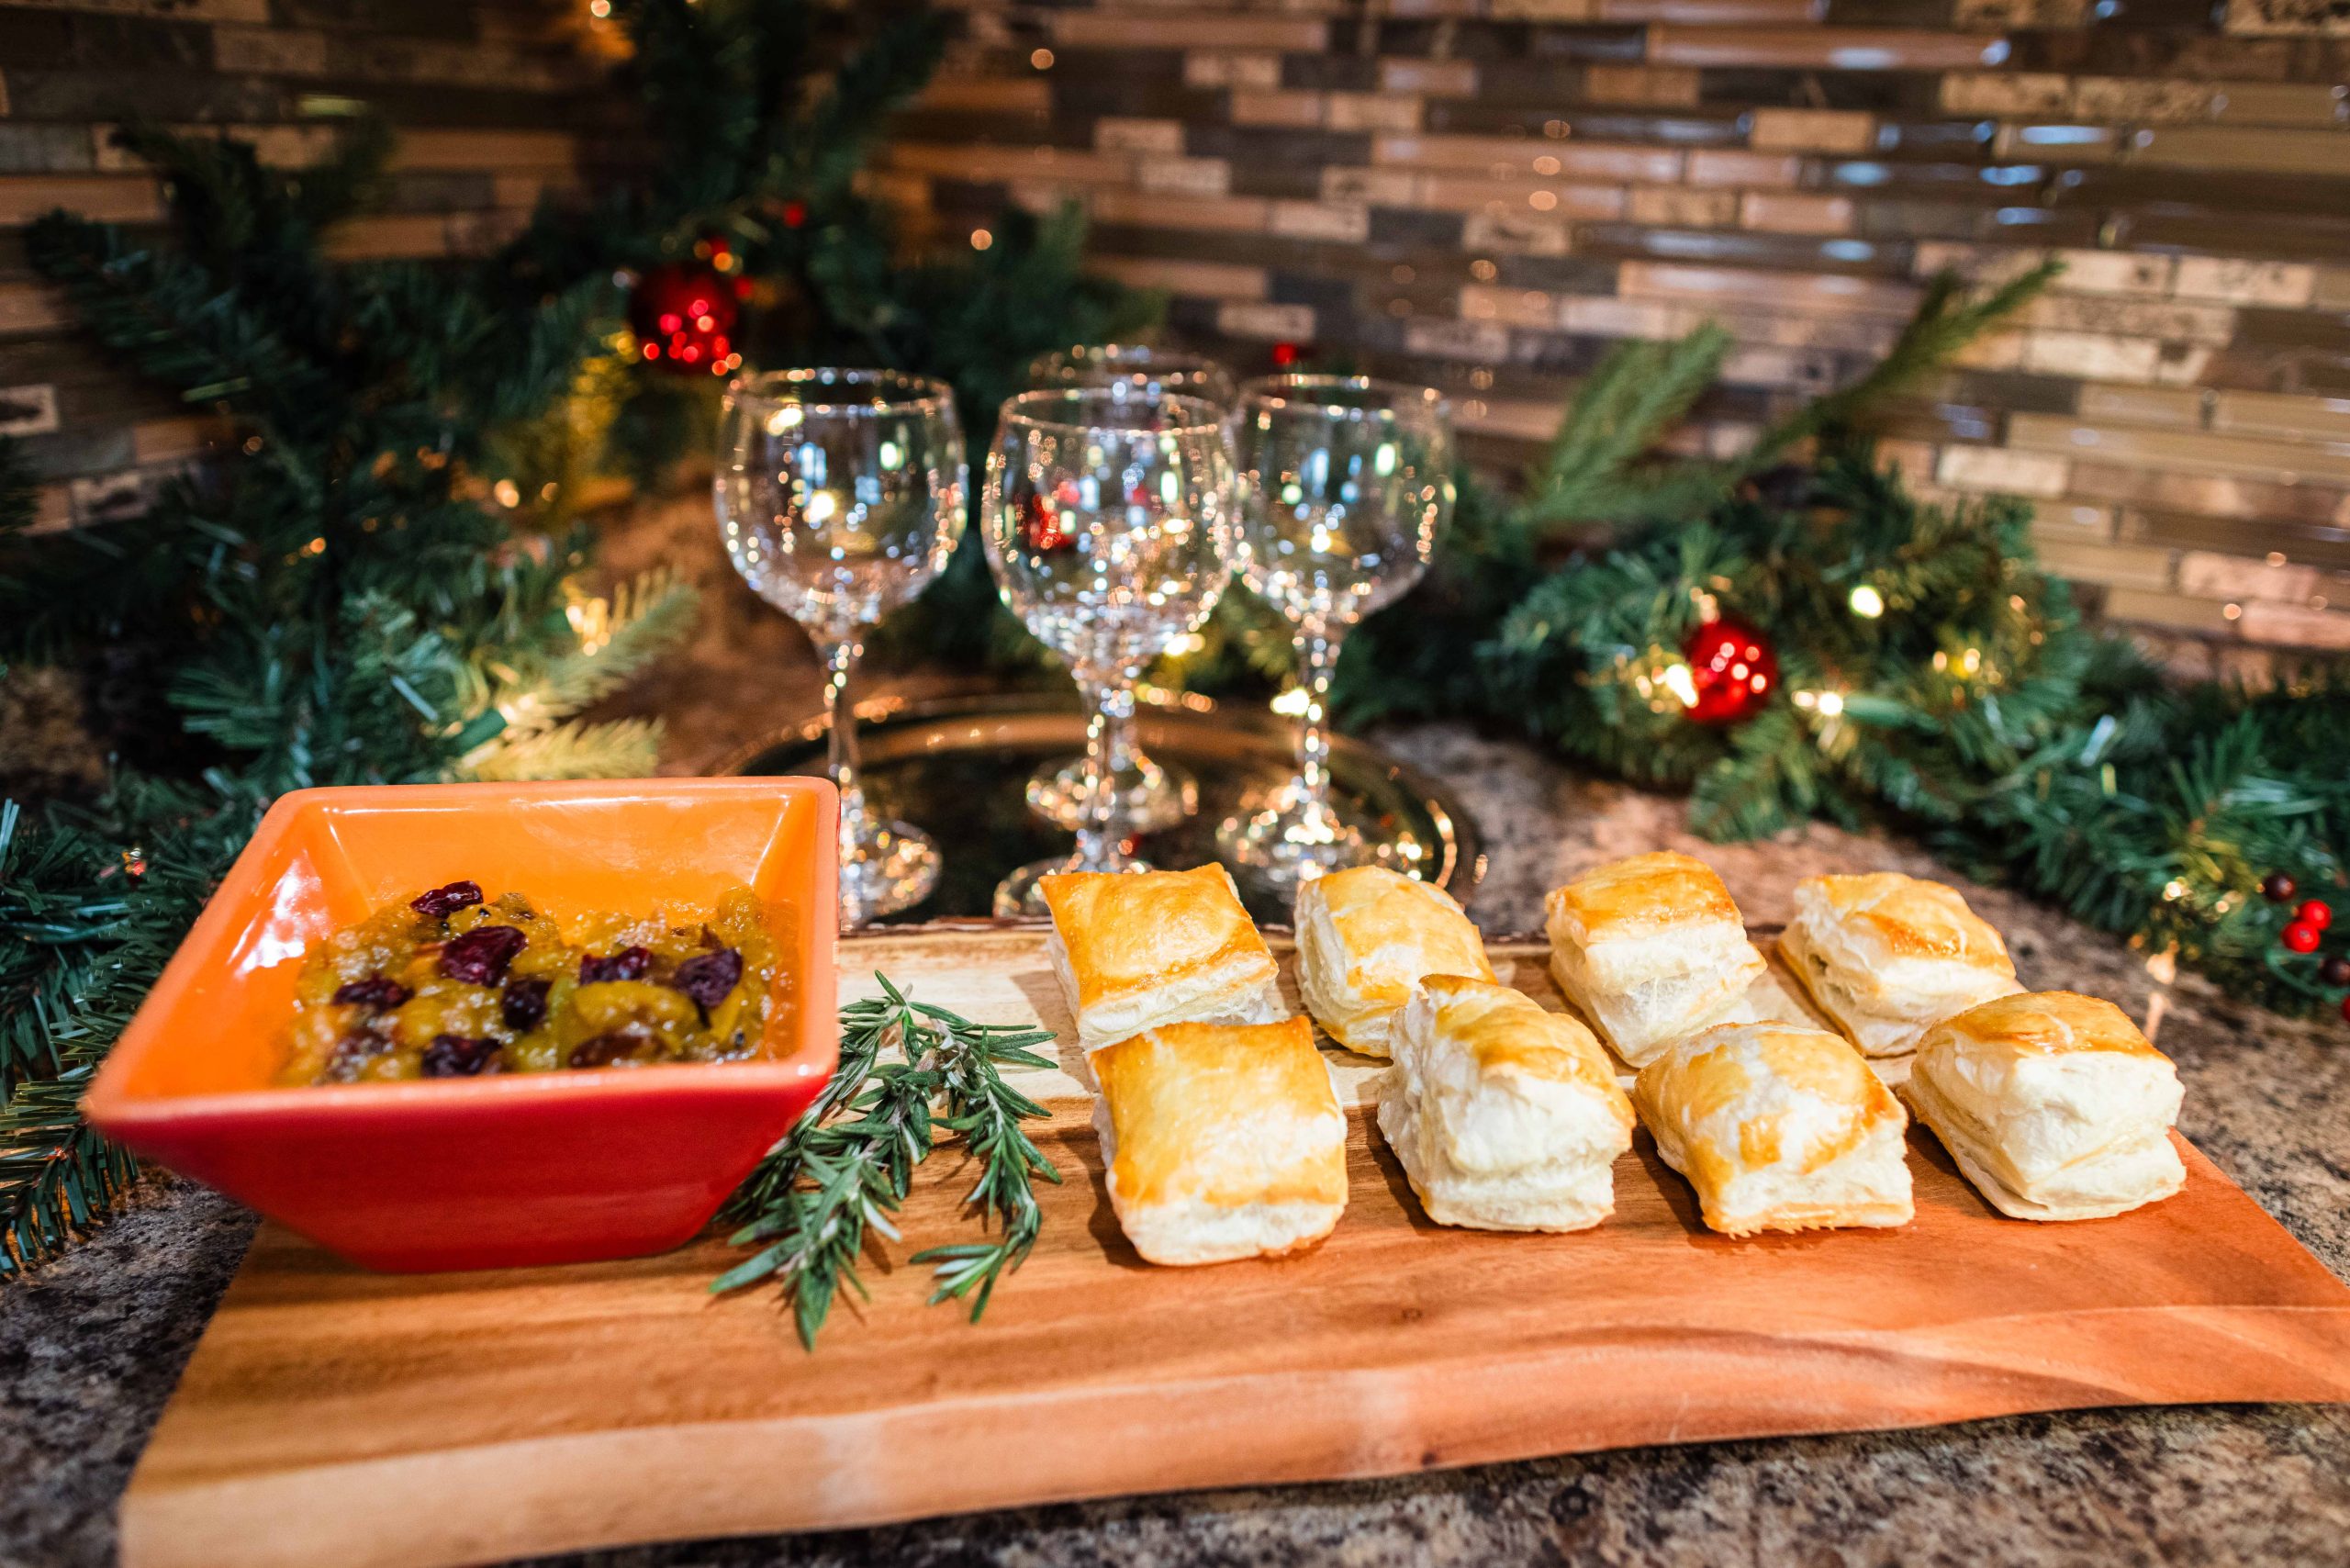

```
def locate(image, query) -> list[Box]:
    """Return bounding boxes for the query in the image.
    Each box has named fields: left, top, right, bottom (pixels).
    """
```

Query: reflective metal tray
left=718, top=692, right=1484, bottom=926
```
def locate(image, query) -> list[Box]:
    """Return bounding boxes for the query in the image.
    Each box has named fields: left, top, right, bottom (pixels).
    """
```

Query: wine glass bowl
left=981, top=386, right=1236, bottom=914
left=715, top=368, right=966, bottom=924
left=1018, top=345, right=1234, bottom=835
left=1024, top=342, right=1237, bottom=409
left=1220, top=375, right=1453, bottom=883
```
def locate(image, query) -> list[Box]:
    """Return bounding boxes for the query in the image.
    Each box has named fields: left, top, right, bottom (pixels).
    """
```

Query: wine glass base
left=1213, top=783, right=1392, bottom=887
left=843, top=819, right=942, bottom=926
left=993, top=852, right=1157, bottom=917
left=1024, top=751, right=1200, bottom=834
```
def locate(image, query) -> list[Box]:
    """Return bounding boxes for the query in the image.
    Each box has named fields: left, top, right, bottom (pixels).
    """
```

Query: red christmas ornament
left=1681, top=618, right=1778, bottom=725
left=1271, top=342, right=1301, bottom=368
left=2295, top=900, right=2333, bottom=931
left=1015, top=486, right=1071, bottom=553
left=2282, top=921, right=2322, bottom=954
left=627, top=261, right=740, bottom=377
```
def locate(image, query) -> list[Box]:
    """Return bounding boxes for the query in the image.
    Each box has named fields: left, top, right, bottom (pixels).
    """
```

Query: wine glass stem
left=817, top=633, right=870, bottom=857
left=1078, top=678, right=1137, bottom=871
left=1294, top=616, right=1345, bottom=833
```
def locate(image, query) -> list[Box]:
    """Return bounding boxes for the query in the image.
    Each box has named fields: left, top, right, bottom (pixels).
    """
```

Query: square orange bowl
left=84, top=778, right=839, bottom=1273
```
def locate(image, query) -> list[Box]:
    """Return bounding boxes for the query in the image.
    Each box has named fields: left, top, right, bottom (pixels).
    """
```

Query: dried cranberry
left=420, top=1035, right=499, bottom=1077
left=439, top=924, right=526, bottom=985
left=332, top=976, right=411, bottom=1012
left=410, top=880, right=484, bottom=917
left=569, top=1029, right=652, bottom=1069
left=500, top=976, right=551, bottom=1033
left=669, top=948, right=744, bottom=1010
left=577, top=945, right=653, bottom=984
left=324, top=1031, right=391, bottom=1081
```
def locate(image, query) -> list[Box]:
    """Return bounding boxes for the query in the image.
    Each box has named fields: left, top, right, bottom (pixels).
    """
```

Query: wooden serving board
left=123, top=926, right=2350, bottom=1568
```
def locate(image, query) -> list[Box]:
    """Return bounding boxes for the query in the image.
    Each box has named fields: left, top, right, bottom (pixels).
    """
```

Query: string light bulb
left=1848, top=584, right=1885, bottom=618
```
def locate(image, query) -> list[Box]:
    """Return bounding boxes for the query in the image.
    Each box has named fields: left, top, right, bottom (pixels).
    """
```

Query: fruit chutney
left=278, top=880, right=779, bottom=1083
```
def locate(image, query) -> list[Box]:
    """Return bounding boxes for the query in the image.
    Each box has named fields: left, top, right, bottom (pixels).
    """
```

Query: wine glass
left=1018, top=345, right=1236, bottom=836
left=715, top=368, right=967, bottom=925
left=1024, top=342, right=1237, bottom=407
left=1218, top=375, right=1453, bottom=882
left=981, top=387, right=1236, bottom=915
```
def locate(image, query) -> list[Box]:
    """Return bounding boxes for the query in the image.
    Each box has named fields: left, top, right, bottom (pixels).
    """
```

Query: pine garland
left=1333, top=263, right=2349, bottom=1017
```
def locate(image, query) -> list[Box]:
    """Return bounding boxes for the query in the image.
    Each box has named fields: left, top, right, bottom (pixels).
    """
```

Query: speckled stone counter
left=6, top=722, right=2348, bottom=1568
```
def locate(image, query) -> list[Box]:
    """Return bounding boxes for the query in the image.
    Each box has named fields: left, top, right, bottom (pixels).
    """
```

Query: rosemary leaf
left=712, top=973, right=1061, bottom=1345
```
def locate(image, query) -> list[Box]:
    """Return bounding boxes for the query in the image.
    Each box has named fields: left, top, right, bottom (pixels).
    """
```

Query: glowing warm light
left=1662, top=663, right=1699, bottom=709
left=493, top=479, right=521, bottom=508
left=805, top=491, right=838, bottom=523
left=1816, top=690, right=1845, bottom=717
left=1849, top=584, right=1885, bottom=618
left=1030, top=47, right=1055, bottom=68
left=971, top=229, right=993, bottom=251
left=1270, top=688, right=1311, bottom=717
left=766, top=406, right=803, bottom=435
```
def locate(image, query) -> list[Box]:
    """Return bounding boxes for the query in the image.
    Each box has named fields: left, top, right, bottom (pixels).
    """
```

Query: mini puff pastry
left=1091, top=1017, right=1348, bottom=1266
left=1904, top=991, right=2184, bottom=1222
left=1377, top=976, right=1635, bottom=1232
left=1779, top=873, right=2022, bottom=1057
left=1633, top=1022, right=1914, bottom=1238
left=1545, top=852, right=1768, bottom=1068
left=1295, top=866, right=1494, bottom=1058
left=1040, top=865, right=1284, bottom=1053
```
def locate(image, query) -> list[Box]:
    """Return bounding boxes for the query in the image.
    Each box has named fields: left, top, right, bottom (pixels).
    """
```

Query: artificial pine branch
left=0, top=796, right=241, bottom=1273
left=1517, top=323, right=1731, bottom=532
left=464, top=719, right=666, bottom=782
left=466, top=567, right=700, bottom=744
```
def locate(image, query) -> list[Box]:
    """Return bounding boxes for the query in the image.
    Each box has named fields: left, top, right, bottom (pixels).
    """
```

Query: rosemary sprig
left=711, top=974, right=1061, bottom=1346
left=911, top=996, right=1061, bottom=1319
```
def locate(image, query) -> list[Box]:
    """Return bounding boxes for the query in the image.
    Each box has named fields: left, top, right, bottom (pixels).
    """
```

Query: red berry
left=2282, top=921, right=2322, bottom=954
left=2295, top=900, right=2333, bottom=931
left=2342, top=993, right=2350, bottom=1025
left=2261, top=871, right=2298, bottom=902
left=2321, top=956, right=2350, bottom=989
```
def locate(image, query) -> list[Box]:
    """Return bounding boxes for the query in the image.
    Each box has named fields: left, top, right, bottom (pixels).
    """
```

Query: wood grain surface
left=121, top=927, right=2350, bottom=1568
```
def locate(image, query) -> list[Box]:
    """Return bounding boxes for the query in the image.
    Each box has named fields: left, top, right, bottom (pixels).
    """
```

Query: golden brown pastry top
left=1318, top=866, right=1494, bottom=1003
left=1636, top=1023, right=1901, bottom=1193
left=1420, top=975, right=1632, bottom=1126
left=1920, top=990, right=2165, bottom=1062
left=1799, top=873, right=2014, bottom=970
left=1040, top=864, right=1273, bottom=1006
left=1093, top=1017, right=1346, bottom=1209
left=1545, top=851, right=1742, bottom=942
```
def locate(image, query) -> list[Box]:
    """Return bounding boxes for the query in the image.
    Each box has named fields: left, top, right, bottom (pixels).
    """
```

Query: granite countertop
left=6, top=721, right=2349, bottom=1568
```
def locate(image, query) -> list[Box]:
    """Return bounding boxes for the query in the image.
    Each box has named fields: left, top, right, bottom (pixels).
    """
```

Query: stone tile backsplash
left=892, top=0, right=2350, bottom=661
left=0, top=0, right=2344, bottom=666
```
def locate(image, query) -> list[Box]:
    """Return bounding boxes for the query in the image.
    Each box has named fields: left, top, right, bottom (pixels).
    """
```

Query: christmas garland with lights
left=1313, top=270, right=2350, bottom=1022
